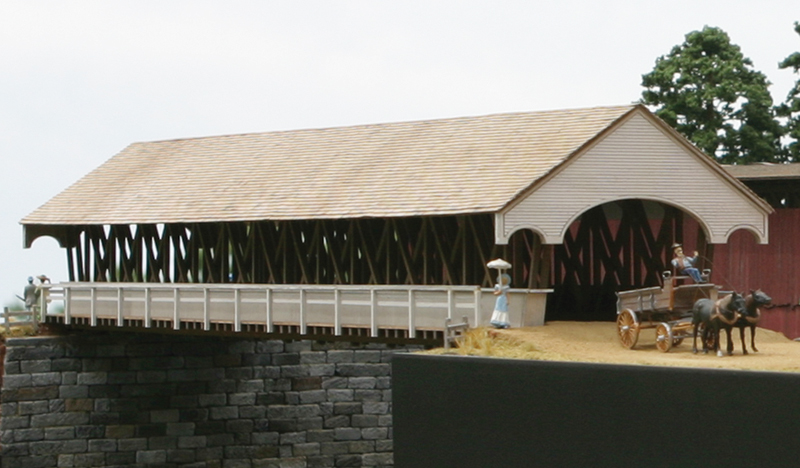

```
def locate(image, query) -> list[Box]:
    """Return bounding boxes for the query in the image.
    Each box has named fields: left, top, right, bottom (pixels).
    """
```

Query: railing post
left=370, top=289, right=378, bottom=337
left=173, top=288, right=181, bottom=331
left=203, top=287, right=210, bottom=331
left=474, top=287, right=481, bottom=328
left=299, top=289, right=307, bottom=335
left=144, top=287, right=152, bottom=328
left=117, top=288, right=124, bottom=327
left=334, top=289, right=342, bottom=336
left=265, top=288, right=273, bottom=333
left=64, top=287, right=71, bottom=325
left=447, top=289, right=454, bottom=320
left=234, top=288, right=241, bottom=333
left=408, top=289, right=416, bottom=339
left=90, top=287, right=97, bottom=327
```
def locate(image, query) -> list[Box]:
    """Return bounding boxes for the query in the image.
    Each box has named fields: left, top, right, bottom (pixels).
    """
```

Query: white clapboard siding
left=499, top=111, right=771, bottom=245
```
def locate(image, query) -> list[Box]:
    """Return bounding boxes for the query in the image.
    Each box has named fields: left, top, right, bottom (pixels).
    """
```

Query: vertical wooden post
left=299, top=289, right=307, bottom=335
left=173, top=288, right=180, bottom=331
left=203, top=287, right=210, bottom=331
left=144, top=287, right=151, bottom=328
left=447, top=289, right=454, bottom=320
left=334, top=289, right=342, bottom=336
left=90, top=287, right=97, bottom=327
left=117, top=288, right=124, bottom=327
left=266, top=288, right=273, bottom=333
left=408, top=289, right=416, bottom=339
left=234, top=288, right=241, bottom=333
left=370, top=289, right=378, bottom=337
left=474, top=287, right=482, bottom=328
left=64, top=287, right=72, bottom=325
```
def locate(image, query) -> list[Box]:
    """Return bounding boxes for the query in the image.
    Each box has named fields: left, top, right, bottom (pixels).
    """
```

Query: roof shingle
left=22, top=105, right=635, bottom=225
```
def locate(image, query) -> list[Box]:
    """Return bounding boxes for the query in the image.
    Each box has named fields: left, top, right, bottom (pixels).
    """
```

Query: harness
left=710, top=298, right=740, bottom=326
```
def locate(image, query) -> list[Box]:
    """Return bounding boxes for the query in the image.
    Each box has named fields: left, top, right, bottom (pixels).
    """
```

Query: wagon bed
left=616, top=272, right=718, bottom=352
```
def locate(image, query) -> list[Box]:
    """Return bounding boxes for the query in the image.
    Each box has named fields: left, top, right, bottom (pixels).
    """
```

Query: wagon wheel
left=655, top=323, right=674, bottom=353
left=617, top=309, right=639, bottom=349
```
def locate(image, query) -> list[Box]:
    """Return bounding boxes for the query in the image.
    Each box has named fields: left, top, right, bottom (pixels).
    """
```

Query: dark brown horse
left=734, top=289, right=772, bottom=355
left=692, top=292, right=746, bottom=357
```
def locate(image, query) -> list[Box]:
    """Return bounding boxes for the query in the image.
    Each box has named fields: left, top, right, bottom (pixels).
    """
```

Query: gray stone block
left=19, top=400, right=49, bottom=415
left=280, top=431, right=307, bottom=445
left=55, top=384, right=84, bottom=399
left=353, top=390, right=383, bottom=402
left=136, top=449, right=167, bottom=465
left=151, top=409, right=180, bottom=423
left=334, top=427, right=362, bottom=441
left=256, top=340, right=285, bottom=354
left=336, top=364, right=390, bottom=377
left=320, top=441, right=351, bottom=456
left=210, top=406, right=239, bottom=420
left=16, top=427, right=45, bottom=442
left=29, top=439, right=88, bottom=455
left=44, top=426, right=75, bottom=440
left=239, top=405, right=266, bottom=419
left=3, top=374, right=32, bottom=388
left=334, top=454, right=363, bottom=467
left=308, top=364, right=336, bottom=377
left=362, top=402, right=389, bottom=415
left=117, top=437, right=148, bottom=452
left=21, top=360, right=52, bottom=374
left=327, top=389, right=354, bottom=402
left=229, top=392, right=257, bottom=406
left=199, top=393, right=228, bottom=407
left=353, top=351, right=382, bottom=363
left=76, top=371, right=107, bottom=385
left=87, top=438, right=117, bottom=452
left=346, top=377, right=376, bottom=389
left=361, top=428, right=388, bottom=440
left=294, top=442, right=321, bottom=456
left=178, top=435, right=208, bottom=449
left=323, top=415, right=350, bottom=429
left=0, top=416, right=31, bottom=431
left=362, top=452, right=393, bottom=466
left=351, top=415, right=378, bottom=428
left=30, top=412, right=90, bottom=428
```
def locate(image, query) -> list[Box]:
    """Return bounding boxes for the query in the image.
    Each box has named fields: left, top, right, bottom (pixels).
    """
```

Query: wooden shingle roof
left=22, top=105, right=637, bottom=225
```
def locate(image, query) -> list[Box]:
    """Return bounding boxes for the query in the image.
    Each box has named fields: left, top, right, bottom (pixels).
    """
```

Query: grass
left=427, top=327, right=552, bottom=360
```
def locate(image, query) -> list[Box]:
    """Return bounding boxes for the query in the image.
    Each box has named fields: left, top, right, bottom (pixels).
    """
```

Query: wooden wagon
left=616, top=271, right=718, bottom=352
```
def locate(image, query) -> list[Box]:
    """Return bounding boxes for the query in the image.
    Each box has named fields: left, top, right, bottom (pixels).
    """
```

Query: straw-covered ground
left=428, top=321, right=800, bottom=373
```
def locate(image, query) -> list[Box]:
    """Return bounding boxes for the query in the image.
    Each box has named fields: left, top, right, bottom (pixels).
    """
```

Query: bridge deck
left=42, top=283, right=551, bottom=341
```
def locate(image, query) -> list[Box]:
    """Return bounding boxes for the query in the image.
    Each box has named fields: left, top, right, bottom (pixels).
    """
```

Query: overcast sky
left=2, top=1, right=799, bottom=305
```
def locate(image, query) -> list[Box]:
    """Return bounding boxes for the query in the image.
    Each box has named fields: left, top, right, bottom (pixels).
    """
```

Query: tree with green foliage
left=641, top=26, right=783, bottom=164
left=778, top=21, right=800, bottom=162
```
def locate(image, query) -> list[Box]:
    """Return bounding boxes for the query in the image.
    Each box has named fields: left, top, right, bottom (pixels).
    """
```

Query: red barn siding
left=712, top=208, right=800, bottom=339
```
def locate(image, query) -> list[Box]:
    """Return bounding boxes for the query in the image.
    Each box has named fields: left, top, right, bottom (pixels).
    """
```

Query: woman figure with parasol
left=487, top=259, right=511, bottom=328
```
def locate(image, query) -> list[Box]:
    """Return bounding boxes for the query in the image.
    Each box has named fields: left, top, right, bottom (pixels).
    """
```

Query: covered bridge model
left=21, top=104, right=772, bottom=338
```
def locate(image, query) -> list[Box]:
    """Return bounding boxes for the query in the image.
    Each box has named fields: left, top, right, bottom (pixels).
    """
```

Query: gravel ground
left=445, top=321, right=800, bottom=373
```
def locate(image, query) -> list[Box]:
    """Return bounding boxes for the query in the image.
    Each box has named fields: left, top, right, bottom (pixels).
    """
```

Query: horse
left=734, top=289, right=772, bottom=355
left=692, top=292, right=746, bottom=357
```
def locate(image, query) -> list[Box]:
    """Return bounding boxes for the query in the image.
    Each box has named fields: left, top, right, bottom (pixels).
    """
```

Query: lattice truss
left=65, top=215, right=552, bottom=289
left=553, top=200, right=711, bottom=289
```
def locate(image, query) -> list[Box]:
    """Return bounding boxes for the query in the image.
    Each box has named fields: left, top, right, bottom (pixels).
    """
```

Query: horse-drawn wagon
left=616, top=271, right=718, bottom=352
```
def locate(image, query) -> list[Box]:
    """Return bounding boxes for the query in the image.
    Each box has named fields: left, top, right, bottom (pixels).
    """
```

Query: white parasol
left=486, top=258, right=511, bottom=285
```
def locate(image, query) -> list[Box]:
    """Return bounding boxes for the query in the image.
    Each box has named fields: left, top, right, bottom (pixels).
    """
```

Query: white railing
left=46, top=282, right=485, bottom=338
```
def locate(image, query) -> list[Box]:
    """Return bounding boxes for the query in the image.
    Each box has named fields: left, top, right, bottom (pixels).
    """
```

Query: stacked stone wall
left=0, top=332, right=423, bottom=468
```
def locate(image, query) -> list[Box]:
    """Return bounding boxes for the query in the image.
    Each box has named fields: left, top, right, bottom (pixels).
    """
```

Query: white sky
left=2, top=1, right=799, bottom=305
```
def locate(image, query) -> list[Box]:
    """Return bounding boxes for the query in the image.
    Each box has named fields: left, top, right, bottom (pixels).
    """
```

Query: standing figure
left=490, top=273, right=511, bottom=329
left=671, top=244, right=704, bottom=283
left=23, top=276, right=40, bottom=311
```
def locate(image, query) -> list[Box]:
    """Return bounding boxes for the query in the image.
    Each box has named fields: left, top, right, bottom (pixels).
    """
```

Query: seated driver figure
left=671, top=243, right=704, bottom=283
